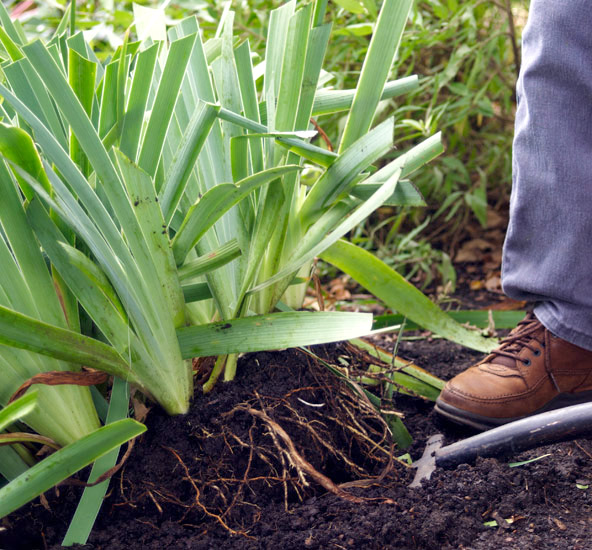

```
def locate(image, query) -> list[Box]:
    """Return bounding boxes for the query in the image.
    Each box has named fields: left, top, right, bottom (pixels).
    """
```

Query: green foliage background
left=4, top=0, right=528, bottom=287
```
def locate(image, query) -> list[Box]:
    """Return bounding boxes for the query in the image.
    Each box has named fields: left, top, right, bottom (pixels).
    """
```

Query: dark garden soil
left=3, top=318, right=592, bottom=549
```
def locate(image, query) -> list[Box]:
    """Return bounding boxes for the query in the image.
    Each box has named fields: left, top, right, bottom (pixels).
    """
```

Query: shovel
left=410, top=401, right=592, bottom=487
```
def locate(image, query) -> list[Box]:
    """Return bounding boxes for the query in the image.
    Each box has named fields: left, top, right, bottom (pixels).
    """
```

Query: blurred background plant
left=319, top=0, right=529, bottom=291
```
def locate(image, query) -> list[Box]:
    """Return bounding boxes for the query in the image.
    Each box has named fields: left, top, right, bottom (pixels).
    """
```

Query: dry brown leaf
left=455, top=238, right=494, bottom=263
left=328, top=277, right=351, bottom=300
left=132, top=396, right=151, bottom=424
left=8, top=368, right=109, bottom=403
left=302, top=297, right=321, bottom=311
left=485, top=275, right=502, bottom=292
left=484, top=298, right=528, bottom=311
left=487, top=210, right=505, bottom=229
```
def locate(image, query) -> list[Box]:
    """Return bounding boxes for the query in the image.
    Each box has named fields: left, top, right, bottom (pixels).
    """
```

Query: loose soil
left=3, top=333, right=592, bottom=550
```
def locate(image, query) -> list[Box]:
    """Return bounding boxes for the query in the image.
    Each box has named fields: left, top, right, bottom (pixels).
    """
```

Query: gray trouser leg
left=501, top=0, right=592, bottom=350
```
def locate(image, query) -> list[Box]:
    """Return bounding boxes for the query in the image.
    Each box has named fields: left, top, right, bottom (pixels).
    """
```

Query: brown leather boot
left=434, top=312, right=592, bottom=430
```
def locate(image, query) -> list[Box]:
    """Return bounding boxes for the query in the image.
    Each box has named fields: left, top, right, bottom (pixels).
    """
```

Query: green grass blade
left=0, top=447, right=29, bottom=481
left=0, top=393, right=37, bottom=434
left=113, top=149, right=186, bottom=328
left=349, top=338, right=445, bottom=392
left=0, top=158, right=65, bottom=329
left=320, top=240, right=498, bottom=352
left=217, top=107, right=338, bottom=167
left=211, top=12, right=243, bottom=153
left=294, top=22, right=331, bottom=129
left=312, top=76, right=418, bottom=116
left=181, top=283, right=213, bottom=304
left=299, top=117, right=394, bottom=226
left=172, top=166, right=301, bottom=265
left=346, top=133, right=443, bottom=208
left=68, top=44, right=96, bottom=176
left=3, top=59, right=68, bottom=149
left=177, top=311, right=373, bottom=358
left=0, top=123, right=51, bottom=200
left=234, top=41, right=263, bottom=173
left=119, top=43, right=159, bottom=161
left=377, top=371, right=441, bottom=401
left=97, top=59, right=118, bottom=140
left=368, top=133, right=444, bottom=182
left=0, top=26, right=23, bottom=60
left=0, top=3, right=24, bottom=45
left=138, top=34, right=197, bottom=178
left=160, top=102, right=220, bottom=222
left=0, top=419, right=146, bottom=520
left=61, top=378, right=130, bottom=547
left=0, top=305, right=132, bottom=379
left=373, top=310, right=525, bottom=331
left=236, top=184, right=285, bottom=313
left=313, top=0, right=329, bottom=25
left=350, top=179, right=425, bottom=206
left=275, top=4, right=312, bottom=132
left=178, top=239, right=241, bottom=281
left=264, top=1, right=296, bottom=134
left=339, top=0, right=413, bottom=152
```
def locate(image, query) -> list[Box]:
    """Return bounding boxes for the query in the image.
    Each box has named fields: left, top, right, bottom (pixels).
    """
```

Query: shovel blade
left=409, top=433, right=444, bottom=488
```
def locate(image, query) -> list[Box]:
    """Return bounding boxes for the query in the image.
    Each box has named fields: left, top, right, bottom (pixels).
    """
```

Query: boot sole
left=434, top=390, right=592, bottom=431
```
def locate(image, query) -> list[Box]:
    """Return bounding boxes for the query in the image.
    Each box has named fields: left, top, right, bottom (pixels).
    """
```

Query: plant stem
left=203, top=355, right=227, bottom=393
left=223, top=353, right=238, bottom=382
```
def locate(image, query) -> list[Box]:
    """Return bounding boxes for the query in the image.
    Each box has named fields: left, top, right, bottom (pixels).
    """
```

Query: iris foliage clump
left=0, top=0, right=496, bottom=537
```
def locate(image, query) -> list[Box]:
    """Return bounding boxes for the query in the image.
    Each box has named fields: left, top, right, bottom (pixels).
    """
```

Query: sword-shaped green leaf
left=61, top=378, right=130, bottom=547
left=177, top=311, right=373, bottom=358
left=0, top=305, right=132, bottom=379
left=179, top=240, right=241, bottom=281
left=339, top=0, right=413, bottom=152
left=138, top=33, right=197, bottom=177
left=173, top=165, right=301, bottom=265
left=299, top=117, right=394, bottom=226
left=320, top=240, right=498, bottom=352
left=0, top=393, right=37, bottom=434
left=312, top=76, right=418, bottom=116
left=0, top=419, right=146, bottom=520
left=160, top=102, right=220, bottom=222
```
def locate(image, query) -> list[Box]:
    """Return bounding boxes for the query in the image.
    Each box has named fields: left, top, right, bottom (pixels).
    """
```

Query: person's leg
left=435, top=0, right=592, bottom=429
left=503, top=0, right=592, bottom=349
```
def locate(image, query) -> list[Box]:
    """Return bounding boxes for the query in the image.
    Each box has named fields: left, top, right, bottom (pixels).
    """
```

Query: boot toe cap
left=436, top=365, right=530, bottom=422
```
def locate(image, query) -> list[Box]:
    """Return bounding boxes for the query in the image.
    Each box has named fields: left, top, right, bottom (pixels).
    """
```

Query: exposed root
left=163, top=446, right=255, bottom=539
left=58, top=440, right=136, bottom=488
left=235, top=403, right=365, bottom=504
left=119, top=345, right=408, bottom=534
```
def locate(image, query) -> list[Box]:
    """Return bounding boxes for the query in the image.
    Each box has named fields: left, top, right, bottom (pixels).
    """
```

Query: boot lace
left=490, top=312, right=544, bottom=366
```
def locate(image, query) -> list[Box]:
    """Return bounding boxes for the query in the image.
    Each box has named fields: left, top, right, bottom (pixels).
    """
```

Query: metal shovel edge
left=410, top=401, right=592, bottom=487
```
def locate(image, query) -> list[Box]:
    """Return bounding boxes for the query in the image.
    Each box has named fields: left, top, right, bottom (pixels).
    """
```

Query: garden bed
left=2, top=333, right=592, bottom=550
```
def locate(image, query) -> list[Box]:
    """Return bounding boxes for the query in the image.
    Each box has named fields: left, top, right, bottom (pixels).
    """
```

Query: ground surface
left=3, top=321, right=592, bottom=550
